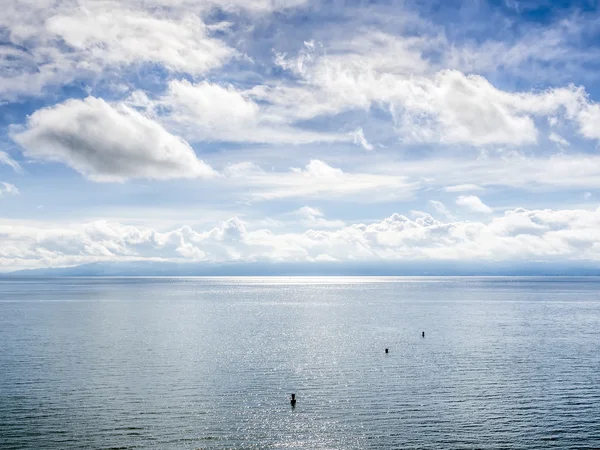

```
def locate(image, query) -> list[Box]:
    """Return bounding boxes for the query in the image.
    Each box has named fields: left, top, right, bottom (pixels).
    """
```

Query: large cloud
left=0, top=0, right=309, bottom=101
left=11, top=97, right=215, bottom=182
left=271, top=38, right=597, bottom=147
left=148, top=80, right=349, bottom=144
left=45, top=6, right=233, bottom=75
left=3, top=207, right=600, bottom=271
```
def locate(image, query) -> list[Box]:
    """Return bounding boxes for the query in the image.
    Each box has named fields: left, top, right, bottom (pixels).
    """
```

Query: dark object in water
left=385, top=348, right=389, bottom=354
left=422, top=331, right=425, bottom=338
left=290, top=393, right=296, bottom=407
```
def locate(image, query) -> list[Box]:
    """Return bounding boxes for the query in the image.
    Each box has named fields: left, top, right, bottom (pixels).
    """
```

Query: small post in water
left=422, top=331, right=425, bottom=338
left=290, top=393, right=296, bottom=407
left=385, top=348, right=389, bottom=354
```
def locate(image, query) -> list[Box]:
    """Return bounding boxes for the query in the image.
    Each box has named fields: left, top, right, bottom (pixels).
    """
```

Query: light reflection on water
left=1, top=277, right=600, bottom=449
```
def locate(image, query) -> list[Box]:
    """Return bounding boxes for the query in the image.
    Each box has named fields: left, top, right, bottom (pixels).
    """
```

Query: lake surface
left=1, top=277, right=600, bottom=449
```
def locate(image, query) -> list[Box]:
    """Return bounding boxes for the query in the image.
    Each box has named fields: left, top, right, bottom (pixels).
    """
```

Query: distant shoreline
left=3, top=260, right=600, bottom=278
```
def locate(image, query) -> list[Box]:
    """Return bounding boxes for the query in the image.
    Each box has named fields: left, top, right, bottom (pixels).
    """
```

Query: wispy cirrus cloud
left=0, top=152, right=21, bottom=172
left=224, top=160, right=417, bottom=201
left=0, top=182, right=19, bottom=197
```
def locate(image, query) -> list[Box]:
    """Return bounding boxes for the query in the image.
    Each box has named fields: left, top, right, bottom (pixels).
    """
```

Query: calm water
left=1, top=277, right=600, bottom=449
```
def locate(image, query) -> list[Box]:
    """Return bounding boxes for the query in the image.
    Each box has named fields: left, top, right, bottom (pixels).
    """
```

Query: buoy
left=422, top=331, right=425, bottom=338
left=290, top=393, right=296, bottom=407
left=385, top=348, right=389, bottom=354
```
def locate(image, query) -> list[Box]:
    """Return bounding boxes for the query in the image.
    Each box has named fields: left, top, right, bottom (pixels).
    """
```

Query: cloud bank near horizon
left=3, top=206, right=600, bottom=271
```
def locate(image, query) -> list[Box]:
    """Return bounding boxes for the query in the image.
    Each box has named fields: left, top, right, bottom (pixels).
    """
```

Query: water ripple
left=1, top=277, right=600, bottom=449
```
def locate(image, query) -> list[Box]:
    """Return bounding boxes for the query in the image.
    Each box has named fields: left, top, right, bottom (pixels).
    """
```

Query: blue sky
left=2, top=0, right=600, bottom=270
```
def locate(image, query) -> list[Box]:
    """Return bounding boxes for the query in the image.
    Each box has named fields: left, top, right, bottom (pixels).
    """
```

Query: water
left=1, top=277, right=600, bottom=449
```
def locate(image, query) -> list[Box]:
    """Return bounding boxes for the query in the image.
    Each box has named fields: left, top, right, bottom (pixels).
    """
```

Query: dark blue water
left=1, top=277, right=600, bottom=449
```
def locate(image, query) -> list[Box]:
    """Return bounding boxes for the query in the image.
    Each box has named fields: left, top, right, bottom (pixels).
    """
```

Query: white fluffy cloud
left=456, top=195, right=493, bottom=214
left=149, top=80, right=348, bottom=144
left=272, top=38, right=600, bottom=147
left=4, top=206, right=600, bottom=271
left=576, top=104, right=600, bottom=140
left=12, top=97, right=215, bottom=182
left=0, top=0, right=309, bottom=101
left=45, top=6, right=233, bottom=76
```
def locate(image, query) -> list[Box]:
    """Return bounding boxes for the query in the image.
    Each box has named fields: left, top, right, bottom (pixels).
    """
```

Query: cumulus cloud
left=0, top=0, right=310, bottom=101
left=576, top=104, right=600, bottom=140
left=45, top=6, right=233, bottom=75
left=273, top=36, right=600, bottom=147
left=4, top=207, right=600, bottom=271
left=11, top=97, right=215, bottom=182
left=456, top=195, right=493, bottom=214
left=150, top=79, right=348, bottom=144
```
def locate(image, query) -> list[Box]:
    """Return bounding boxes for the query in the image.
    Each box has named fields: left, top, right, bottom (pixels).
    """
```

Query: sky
left=2, top=0, right=600, bottom=271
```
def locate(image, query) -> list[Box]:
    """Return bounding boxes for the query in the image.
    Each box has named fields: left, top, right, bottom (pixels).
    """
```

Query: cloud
left=393, top=70, right=539, bottom=146
left=0, top=182, right=19, bottom=197
left=373, top=154, right=600, bottom=193
left=0, top=152, right=21, bottom=172
left=215, top=154, right=600, bottom=205
left=45, top=6, right=234, bottom=75
left=456, top=195, right=493, bottom=214
left=5, top=206, right=600, bottom=270
left=292, top=206, right=346, bottom=229
left=429, top=200, right=455, bottom=219
left=272, top=35, right=600, bottom=147
left=0, top=0, right=314, bottom=101
left=444, top=184, right=483, bottom=192
left=225, top=159, right=417, bottom=201
left=0, top=3, right=228, bottom=100
left=576, top=103, right=600, bottom=140
left=549, top=132, right=570, bottom=146
left=150, top=79, right=348, bottom=145
left=11, top=97, right=215, bottom=182
left=351, top=128, right=374, bottom=151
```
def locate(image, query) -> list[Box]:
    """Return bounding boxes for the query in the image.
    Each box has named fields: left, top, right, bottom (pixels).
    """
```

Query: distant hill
left=4, top=260, right=600, bottom=277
